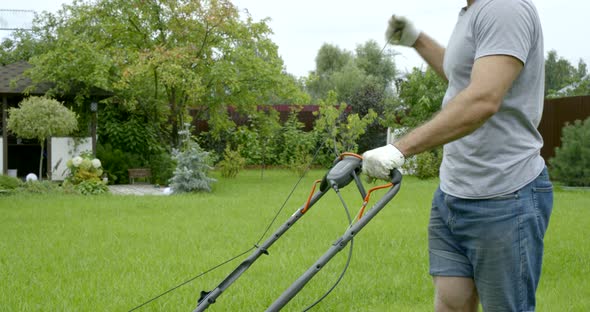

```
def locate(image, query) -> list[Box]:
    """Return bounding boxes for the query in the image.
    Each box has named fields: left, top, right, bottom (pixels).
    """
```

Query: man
left=362, top=0, right=553, bottom=311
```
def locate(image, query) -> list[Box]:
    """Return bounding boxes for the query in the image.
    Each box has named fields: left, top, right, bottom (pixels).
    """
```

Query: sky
left=1, top=0, right=588, bottom=78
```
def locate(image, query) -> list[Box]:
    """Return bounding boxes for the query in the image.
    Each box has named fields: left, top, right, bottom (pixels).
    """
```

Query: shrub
left=218, top=146, right=246, bottom=178
left=148, top=152, right=176, bottom=186
left=413, top=149, right=443, bottom=180
left=289, top=145, right=314, bottom=177
left=169, top=125, right=216, bottom=193
left=74, top=180, right=110, bottom=195
left=19, top=180, right=64, bottom=194
left=65, top=154, right=104, bottom=184
left=0, top=175, right=22, bottom=191
left=63, top=153, right=109, bottom=195
left=96, top=143, right=144, bottom=184
left=550, top=118, right=590, bottom=186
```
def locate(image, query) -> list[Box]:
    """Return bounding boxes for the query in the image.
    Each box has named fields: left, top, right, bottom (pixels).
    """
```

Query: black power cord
left=128, top=140, right=328, bottom=312
left=302, top=187, right=354, bottom=311
left=129, top=41, right=392, bottom=312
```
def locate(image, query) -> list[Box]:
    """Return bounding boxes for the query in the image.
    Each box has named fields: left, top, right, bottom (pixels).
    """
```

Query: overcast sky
left=1, top=0, right=587, bottom=77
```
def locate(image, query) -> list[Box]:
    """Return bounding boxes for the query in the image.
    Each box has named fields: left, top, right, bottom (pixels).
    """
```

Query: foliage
left=0, top=175, right=22, bottom=191
left=169, top=125, right=216, bottom=193
left=17, top=180, right=66, bottom=194
left=385, top=67, right=447, bottom=131
left=348, top=80, right=389, bottom=152
left=410, top=148, right=443, bottom=180
left=315, top=43, right=353, bottom=77
left=289, top=144, right=314, bottom=177
left=218, top=146, right=246, bottom=178
left=383, top=67, right=447, bottom=178
left=354, top=40, right=397, bottom=87
left=550, top=117, right=590, bottom=186
left=0, top=31, right=45, bottom=65
left=73, top=180, right=110, bottom=195
left=306, top=41, right=396, bottom=156
left=224, top=109, right=282, bottom=166
left=6, top=0, right=304, bottom=148
left=63, top=153, right=109, bottom=195
left=277, top=108, right=316, bottom=166
left=7, top=96, right=78, bottom=179
left=313, top=91, right=377, bottom=163
left=545, top=50, right=590, bottom=97
left=98, top=104, right=165, bottom=157
left=147, top=152, right=176, bottom=186
left=98, top=99, right=174, bottom=185
left=306, top=40, right=397, bottom=105
left=65, top=154, right=104, bottom=184
left=96, top=143, right=144, bottom=185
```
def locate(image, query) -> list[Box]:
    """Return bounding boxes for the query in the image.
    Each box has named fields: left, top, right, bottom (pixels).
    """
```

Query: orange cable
left=357, top=182, right=394, bottom=220
left=301, top=180, right=322, bottom=214
left=339, top=152, right=363, bottom=160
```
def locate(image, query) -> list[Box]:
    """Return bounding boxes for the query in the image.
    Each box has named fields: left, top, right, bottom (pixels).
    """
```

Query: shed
left=0, top=61, right=111, bottom=179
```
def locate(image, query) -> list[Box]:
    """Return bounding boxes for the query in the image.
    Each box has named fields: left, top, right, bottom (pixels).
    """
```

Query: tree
left=354, top=40, right=396, bottom=87
left=384, top=67, right=448, bottom=179
left=305, top=40, right=397, bottom=152
left=305, top=40, right=397, bottom=105
left=545, top=50, right=575, bottom=96
left=385, top=67, right=447, bottom=131
left=7, top=97, right=78, bottom=179
left=7, top=0, right=306, bottom=148
left=544, top=51, right=590, bottom=98
left=313, top=91, right=377, bottom=158
left=315, top=44, right=353, bottom=77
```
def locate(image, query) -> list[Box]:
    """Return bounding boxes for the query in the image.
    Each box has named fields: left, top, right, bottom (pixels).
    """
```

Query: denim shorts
left=428, top=167, right=553, bottom=312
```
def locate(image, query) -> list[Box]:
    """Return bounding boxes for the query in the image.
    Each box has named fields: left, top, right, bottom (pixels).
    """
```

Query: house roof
left=0, top=61, right=51, bottom=95
left=0, top=61, right=113, bottom=99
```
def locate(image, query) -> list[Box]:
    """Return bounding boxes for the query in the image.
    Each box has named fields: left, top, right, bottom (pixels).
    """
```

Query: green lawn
left=0, top=170, right=588, bottom=311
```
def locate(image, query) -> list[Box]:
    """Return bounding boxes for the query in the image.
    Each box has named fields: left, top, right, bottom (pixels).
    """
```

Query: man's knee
left=434, top=276, right=479, bottom=312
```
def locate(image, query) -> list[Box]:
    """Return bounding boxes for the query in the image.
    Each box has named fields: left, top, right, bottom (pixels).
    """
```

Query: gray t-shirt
left=439, top=0, right=546, bottom=199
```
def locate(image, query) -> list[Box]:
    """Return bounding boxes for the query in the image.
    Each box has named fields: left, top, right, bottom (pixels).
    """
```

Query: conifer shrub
left=550, top=117, right=590, bottom=186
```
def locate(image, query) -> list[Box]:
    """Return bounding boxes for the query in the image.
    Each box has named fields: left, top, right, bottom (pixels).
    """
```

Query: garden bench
left=128, top=168, right=152, bottom=184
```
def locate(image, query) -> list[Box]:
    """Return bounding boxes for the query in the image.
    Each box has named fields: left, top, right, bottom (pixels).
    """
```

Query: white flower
left=72, top=156, right=83, bottom=167
left=92, top=158, right=102, bottom=168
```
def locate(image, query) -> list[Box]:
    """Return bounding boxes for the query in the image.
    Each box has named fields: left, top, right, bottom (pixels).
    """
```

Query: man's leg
left=429, top=188, right=479, bottom=311
left=433, top=276, right=479, bottom=312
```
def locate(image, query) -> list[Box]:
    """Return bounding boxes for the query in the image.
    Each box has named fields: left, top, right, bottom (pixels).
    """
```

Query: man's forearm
left=413, top=33, right=447, bottom=81
left=393, top=55, right=523, bottom=158
left=394, top=86, right=498, bottom=157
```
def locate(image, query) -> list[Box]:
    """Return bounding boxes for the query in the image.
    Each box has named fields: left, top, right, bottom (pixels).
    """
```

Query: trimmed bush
left=550, top=118, right=590, bottom=186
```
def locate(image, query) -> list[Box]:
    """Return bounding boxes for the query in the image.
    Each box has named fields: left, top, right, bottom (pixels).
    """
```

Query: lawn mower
left=193, top=152, right=403, bottom=311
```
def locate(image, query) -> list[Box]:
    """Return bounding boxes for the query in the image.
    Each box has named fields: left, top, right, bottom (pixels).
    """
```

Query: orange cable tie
left=301, top=179, right=322, bottom=214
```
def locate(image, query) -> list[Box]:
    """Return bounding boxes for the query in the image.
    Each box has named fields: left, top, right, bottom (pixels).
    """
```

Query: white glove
left=385, top=15, right=420, bottom=47
left=362, top=144, right=406, bottom=180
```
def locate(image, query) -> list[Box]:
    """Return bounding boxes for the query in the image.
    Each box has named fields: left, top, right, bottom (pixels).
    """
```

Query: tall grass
left=0, top=170, right=588, bottom=311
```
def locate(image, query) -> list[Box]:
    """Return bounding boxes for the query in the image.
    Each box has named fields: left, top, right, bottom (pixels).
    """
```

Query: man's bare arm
left=394, top=55, right=524, bottom=157
left=413, top=33, right=447, bottom=80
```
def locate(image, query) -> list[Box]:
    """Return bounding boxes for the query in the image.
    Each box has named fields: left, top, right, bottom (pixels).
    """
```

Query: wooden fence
left=538, top=95, right=590, bottom=162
